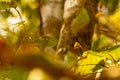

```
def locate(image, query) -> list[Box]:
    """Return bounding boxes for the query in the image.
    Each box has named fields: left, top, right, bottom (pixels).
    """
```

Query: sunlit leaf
left=75, top=51, right=105, bottom=75
left=75, top=45, right=120, bottom=75
left=0, top=0, right=11, bottom=2
left=92, top=8, right=120, bottom=51
left=108, top=8, right=120, bottom=30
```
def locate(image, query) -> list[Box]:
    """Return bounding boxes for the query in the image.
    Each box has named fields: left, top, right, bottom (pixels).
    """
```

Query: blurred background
left=0, top=0, right=120, bottom=80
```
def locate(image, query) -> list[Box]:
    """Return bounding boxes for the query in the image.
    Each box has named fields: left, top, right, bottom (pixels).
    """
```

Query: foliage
left=0, top=0, right=120, bottom=80
left=0, top=67, right=26, bottom=80
left=75, top=45, right=120, bottom=74
left=0, top=0, right=17, bottom=10
left=0, top=0, right=59, bottom=80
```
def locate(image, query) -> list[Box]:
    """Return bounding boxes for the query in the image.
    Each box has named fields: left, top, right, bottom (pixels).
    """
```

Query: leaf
left=6, top=31, right=18, bottom=45
left=37, top=36, right=58, bottom=47
left=0, top=0, right=17, bottom=10
left=0, top=0, right=11, bottom=2
left=108, top=8, right=120, bottom=30
left=75, top=45, right=120, bottom=75
left=63, top=51, right=77, bottom=68
left=71, top=8, right=90, bottom=34
left=92, top=8, right=120, bottom=51
left=0, top=67, right=27, bottom=80
left=45, top=37, right=58, bottom=47
left=0, top=3, right=11, bottom=10
left=91, top=34, right=114, bottom=51
left=75, top=51, right=105, bottom=75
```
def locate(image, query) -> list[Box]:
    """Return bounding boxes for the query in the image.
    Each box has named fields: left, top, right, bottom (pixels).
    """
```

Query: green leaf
left=75, top=51, right=105, bottom=75
left=0, top=0, right=17, bottom=10
left=6, top=31, right=18, bottom=45
left=91, top=34, right=114, bottom=51
left=63, top=51, right=77, bottom=67
left=45, top=37, right=58, bottom=47
left=108, top=8, right=120, bottom=30
left=37, top=36, right=58, bottom=47
left=0, top=2, right=11, bottom=10
left=0, top=0, right=11, bottom=2
left=71, top=8, right=90, bottom=34
left=0, top=67, right=27, bottom=80
left=75, top=45, right=120, bottom=75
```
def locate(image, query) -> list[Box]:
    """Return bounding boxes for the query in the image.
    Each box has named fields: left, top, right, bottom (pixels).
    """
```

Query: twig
left=36, top=0, right=43, bottom=36
left=14, top=8, right=23, bottom=22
